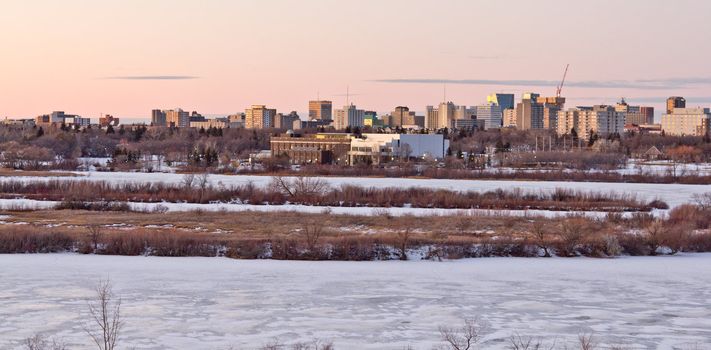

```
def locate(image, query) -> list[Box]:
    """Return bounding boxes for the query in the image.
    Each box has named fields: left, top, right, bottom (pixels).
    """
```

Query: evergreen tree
left=36, top=126, right=44, bottom=137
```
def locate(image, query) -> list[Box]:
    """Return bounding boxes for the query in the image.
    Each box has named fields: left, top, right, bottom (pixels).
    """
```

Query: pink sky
left=1, top=0, right=711, bottom=120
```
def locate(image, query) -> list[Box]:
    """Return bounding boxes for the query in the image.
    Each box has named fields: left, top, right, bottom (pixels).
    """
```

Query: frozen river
left=1, top=254, right=710, bottom=349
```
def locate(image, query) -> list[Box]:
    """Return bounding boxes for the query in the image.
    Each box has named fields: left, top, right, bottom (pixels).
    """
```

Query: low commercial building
left=270, top=132, right=352, bottom=164
left=270, top=132, right=449, bottom=165
left=661, top=107, right=710, bottom=136
left=190, top=119, right=228, bottom=129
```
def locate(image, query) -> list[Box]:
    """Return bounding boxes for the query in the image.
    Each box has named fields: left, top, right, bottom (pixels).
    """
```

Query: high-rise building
left=666, top=96, right=686, bottom=114
left=333, top=104, right=365, bottom=129
left=515, top=93, right=544, bottom=130
left=389, top=106, right=417, bottom=127
left=274, top=111, right=301, bottom=129
left=424, top=102, right=459, bottom=130
left=487, top=93, right=515, bottom=110
left=615, top=98, right=655, bottom=125
left=557, top=105, right=625, bottom=140
left=162, top=109, right=190, bottom=128
left=475, top=104, right=503, bottom=130
left=308, top=100, right=332, bottom=121
left=502, top=108, right=516, bottom=127
left=661, top=108, right=710, bottom=136
left=151, top=110, right=167, bottom=126
left=245, top=105, right=277, bottom=129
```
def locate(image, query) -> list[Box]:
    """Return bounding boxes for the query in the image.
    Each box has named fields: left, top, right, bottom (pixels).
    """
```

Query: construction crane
left=555, top=64, right=569, bottom=98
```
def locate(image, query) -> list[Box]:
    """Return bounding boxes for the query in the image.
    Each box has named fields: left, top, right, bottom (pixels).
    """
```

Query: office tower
left=661, top=108, right=710, bottom=136
left=165, top=109, right=190, bottom=128
left=475, top=104, right=503, bottom=130
left=487, top=93, right=515, bottom=110
left=666, top=96, right=686, bottom=114
left=245, top=105, right=277, bottom=129
left=333, top=104, right=365, bottom=129
left=437, top=102, right=457, bottom=129
left=308, top=100, right=333, bottom=121
left=515, top=93, right=544, bottom=130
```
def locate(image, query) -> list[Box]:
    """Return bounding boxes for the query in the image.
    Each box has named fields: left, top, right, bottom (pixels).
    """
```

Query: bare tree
left=84, top=279, right=122, bottom=350
left=181, top=173, right=195, bottom=189
left=197, top=172, right=210, bottom=202
left=270, top=175, right=329, bottom=201
left=531, top=222, right=552, bottom=257
left=24, top=334, right=67, bottom=350
left=438, top=317, right=488, bottom=350
left=86, top=224, right=103, bottom=253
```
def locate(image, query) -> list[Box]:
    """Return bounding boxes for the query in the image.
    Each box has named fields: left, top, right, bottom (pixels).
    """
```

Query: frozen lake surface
left=2, top=171, right=710, bottom=209
left=1, top=254, right=710, bottom=349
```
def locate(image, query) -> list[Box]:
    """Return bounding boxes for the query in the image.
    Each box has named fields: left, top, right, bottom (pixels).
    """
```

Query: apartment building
left=245, top=105, right=277, bottom=129
left=661, top=107, right=710, bottom=136
left=557, top=105, right=625, bottom=140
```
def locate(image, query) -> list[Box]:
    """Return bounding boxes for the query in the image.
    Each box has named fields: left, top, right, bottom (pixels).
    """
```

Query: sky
left=1, top=0, right=711, bottom=120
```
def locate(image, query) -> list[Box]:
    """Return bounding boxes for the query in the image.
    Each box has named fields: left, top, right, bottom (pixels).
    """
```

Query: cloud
left=371, top=77, right=711, bottom=90
left=103, top=75, right=199, bottom=80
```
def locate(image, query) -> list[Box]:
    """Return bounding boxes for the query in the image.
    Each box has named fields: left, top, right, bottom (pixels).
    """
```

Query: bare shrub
left=578, top=333, right=595, bottom=350
left=84, top=279, right=122, bottom=350
left=86, top=224, right=103, bottom=253
left=302, top=220, right=325, bottom=255
left=555, top=218, right=588, bottom=257
left=531, top=222, right=553, bottom=257
left=438, top=317, right=488, bottom=350
left=508, top=333, right=555, bottom=350
left=24, top=334, right=67, bottom=350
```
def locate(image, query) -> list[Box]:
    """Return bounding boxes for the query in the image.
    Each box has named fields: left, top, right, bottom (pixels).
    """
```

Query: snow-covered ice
left=2, top=171, right=710, bottom=208
left=0, top=254, right=710, bottom=349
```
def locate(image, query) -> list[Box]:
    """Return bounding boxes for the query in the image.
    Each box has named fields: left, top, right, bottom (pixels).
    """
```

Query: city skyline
left=2, top=0, right=711, bottom=119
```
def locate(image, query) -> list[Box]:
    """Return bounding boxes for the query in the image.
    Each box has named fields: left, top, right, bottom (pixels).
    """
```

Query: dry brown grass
left=1, top=208, right=708, bottom=259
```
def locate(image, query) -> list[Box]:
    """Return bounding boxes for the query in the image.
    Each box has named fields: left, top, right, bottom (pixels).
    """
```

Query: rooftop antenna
left=346, top=85, right=350, bottom=106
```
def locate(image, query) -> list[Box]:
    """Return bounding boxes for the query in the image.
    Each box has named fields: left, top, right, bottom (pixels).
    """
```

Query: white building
left=334, top=104, right=365, bottom=130
left=349, top=133, right=449, bottom=164
left=661, top=107, right=710, bottom=136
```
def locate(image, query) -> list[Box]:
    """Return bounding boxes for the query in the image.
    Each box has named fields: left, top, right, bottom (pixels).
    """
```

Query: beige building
left=557, top=106, right=625, bottom=140
left=165, top=109, right=190, bottom=128
left=245, top=105, right=277, bottom=129
left=503, top=108, right=516, bottom=127
left=388, top=106, right=417, bottom=127
left=661, top=107, right=710, bottom=136
left=425, top=102, right=459, bottom=129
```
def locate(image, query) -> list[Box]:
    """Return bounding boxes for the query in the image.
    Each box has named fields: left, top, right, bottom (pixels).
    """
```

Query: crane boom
left=556, top=64, right=569, bottom=98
